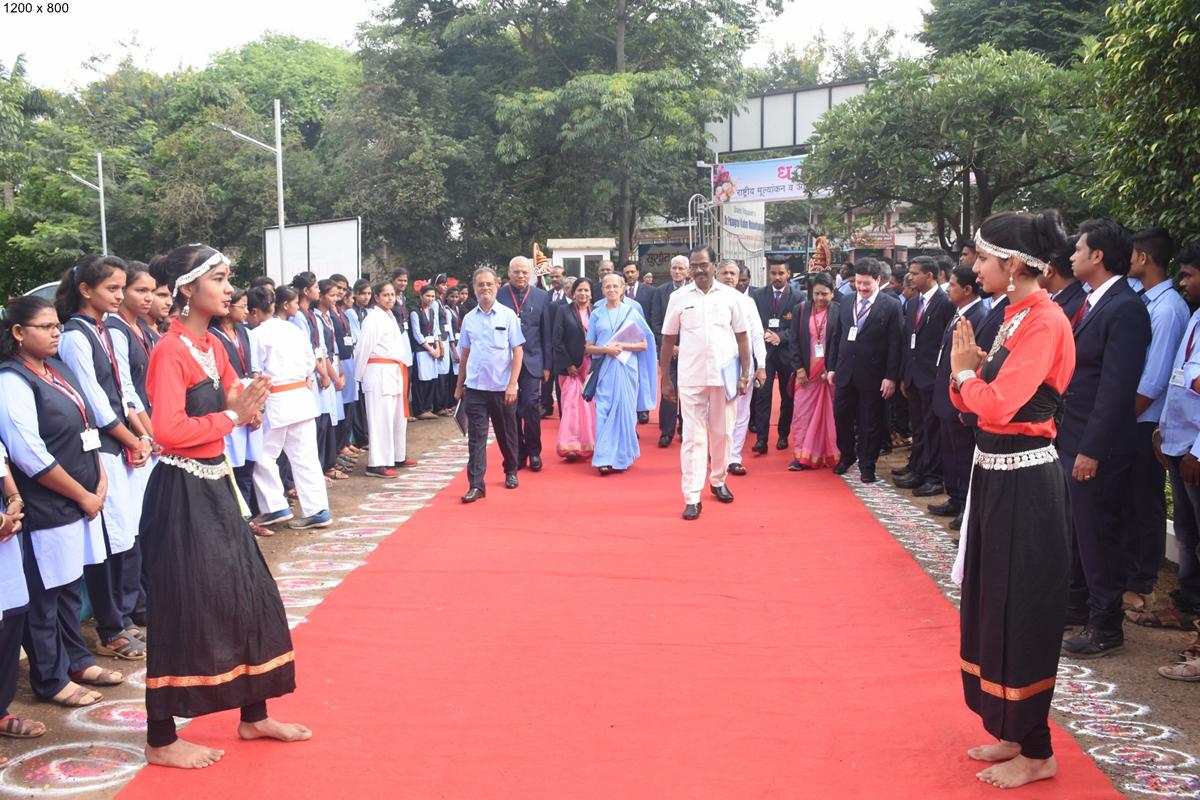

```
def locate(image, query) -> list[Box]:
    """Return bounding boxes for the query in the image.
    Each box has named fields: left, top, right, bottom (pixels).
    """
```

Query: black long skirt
left=960, top=434, right=1069, bottom=745
left=140, top=457, right=296, bottom=720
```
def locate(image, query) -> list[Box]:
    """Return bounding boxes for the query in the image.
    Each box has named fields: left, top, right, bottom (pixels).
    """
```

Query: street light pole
left=57, top=152, right=107, bottom=255
left=212, top=99, right=286, bottom=278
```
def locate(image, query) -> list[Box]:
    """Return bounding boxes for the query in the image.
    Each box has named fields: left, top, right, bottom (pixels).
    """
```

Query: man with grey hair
left=652, top=254, right=691, bottom=446
left=454, top=266, right=525, bottom=502
left=497, top=256, right=553, bottom=471
left=718, top=259, right=767, bottom=475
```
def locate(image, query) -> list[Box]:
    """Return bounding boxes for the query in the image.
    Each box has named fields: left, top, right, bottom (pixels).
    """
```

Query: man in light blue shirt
left=455, top=266, right=526, bottom=502
left=1152, top=244, right=1200, bottom=657
left=1122, top=229, right=1192, bottom=616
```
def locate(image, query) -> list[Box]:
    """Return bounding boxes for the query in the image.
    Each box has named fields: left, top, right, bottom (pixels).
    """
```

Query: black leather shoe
left=912, top=482, right=945, bottom=497
left=637, top=411, right=650, bottom=424
left=516, top=458, right=528, bottom=471
left=928, top=500, right=959, bottom=517
left=682, top=503, right=701, bottom=520
left=658, top=435, right=672, bottom=448
left=505, top=472, right=519, bottom=489
left=787, top=460, right=809, bottom=471
left=728, top=463, right=747, bottom=476
left=894, top=475, right=922, bottom=489
left=832, top=461, right=853, bottom=475
left=710, top=484, right=734, bottom=503
left=751, top=439, right=768, bottom=454
left=1062, top=626, right=1124, bottom=659
left=461, top=488, right=486, bottom=503
left=949, top=513, right=963, bottom=531
left=891, top=466, right=912, bottom=477
left=529, top=456, right=543, bottom=472
left=541, top=408, right=554, bottom=419
left=776, top=436, right=788, bottom=450
left=860, top=470, right=878, bottom=484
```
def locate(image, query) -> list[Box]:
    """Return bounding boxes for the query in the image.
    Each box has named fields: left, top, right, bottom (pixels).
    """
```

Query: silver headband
left=974, top=230, right=1049, bottom=274
left=174, top=248, right=229, bottom=291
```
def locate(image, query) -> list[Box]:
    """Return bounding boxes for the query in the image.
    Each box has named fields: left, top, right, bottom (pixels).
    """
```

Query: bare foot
left=977, top=755, right=1057, bottom=789
left=968, top=740, right=1021, bottom=762
left=145, top=738, right=225, bottom=769
left=237, top=717, right=312, bottom=742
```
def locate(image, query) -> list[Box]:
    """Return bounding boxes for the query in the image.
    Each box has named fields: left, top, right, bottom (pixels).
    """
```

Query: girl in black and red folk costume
left=142, top=244, right=311, bottom=769
left=949, top=210, right=1074, bottom=790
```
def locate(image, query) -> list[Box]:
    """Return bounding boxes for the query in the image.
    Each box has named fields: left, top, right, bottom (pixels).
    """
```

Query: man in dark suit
left=828, top=258, right=903, bottom=483
left=497, top=256, right=554, bottom=472
left=750, top=259, right=799, bottom=452
left=651, top=255, right=689, bottom=446
left=542, top=266, right=569, bottom=417
left=622, top=259, right=656, bottom=423
left=895, top=256, right=955, bottom=496
left=928, top=266, right=987, bottom=530
left=1039, top=235, right=1087, bottom=323
left=1059, top=219, right=1152, bottom=659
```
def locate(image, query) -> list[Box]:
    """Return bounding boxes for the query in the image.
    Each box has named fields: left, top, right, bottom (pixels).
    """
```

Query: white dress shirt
left=662, top=281, right=749, bottom=388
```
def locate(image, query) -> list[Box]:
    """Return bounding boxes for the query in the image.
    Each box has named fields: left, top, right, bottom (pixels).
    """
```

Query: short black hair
left=1047, top=235, right=1078, bottom=279
left=622, top=260, right=639, bottom=271
left=1131, top=227, right=1175, bottom=271
left=950, top=265, right=979, bottom=296
left=247, top=286, right=274, bottom=314
left=1078, top=218, right=1133, bottom=276
left=853, top=258, right=884, bottom=281
left=1177, top=241, right=1200, bottom=269
left=689, top=245, right=717, bottom=264
left=935, top=254, right=954, bottom=280
left=910, top=255, right=938, bottom=277
left=250, top=275, right=276, bottom=290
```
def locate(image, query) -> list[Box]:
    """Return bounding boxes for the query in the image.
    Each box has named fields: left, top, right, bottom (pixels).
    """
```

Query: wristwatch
left=953, top=369, right=977, bottom=390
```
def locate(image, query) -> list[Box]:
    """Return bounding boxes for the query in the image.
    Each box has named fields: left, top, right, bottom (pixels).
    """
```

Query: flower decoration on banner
left=412, top=279, right=428, bottom=294
left=446, top=276, right=460, bottom=287
left=712, top=164, right=735, bottom=204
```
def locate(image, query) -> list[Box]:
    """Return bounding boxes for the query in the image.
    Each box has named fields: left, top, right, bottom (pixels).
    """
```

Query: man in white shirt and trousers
left=660, top=246, right=752, bottom=520
left=717, top=259, right=766, bottom=476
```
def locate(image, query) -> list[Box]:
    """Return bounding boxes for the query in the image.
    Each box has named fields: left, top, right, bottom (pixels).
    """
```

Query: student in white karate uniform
left=718, top=259, right=767, bottom=476
left=246, top=286, right=331, bottom=530
left=354, top=280, right=414, bottom=478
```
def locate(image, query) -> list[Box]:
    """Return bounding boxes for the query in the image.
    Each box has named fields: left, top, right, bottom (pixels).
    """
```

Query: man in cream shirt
left=660, top=246, right=752, bottom=520
left=716, top=259, right=766, bottom=476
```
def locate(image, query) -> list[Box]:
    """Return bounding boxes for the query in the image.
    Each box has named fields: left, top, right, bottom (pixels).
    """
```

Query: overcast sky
left=2, top=0, right=930, bottom=90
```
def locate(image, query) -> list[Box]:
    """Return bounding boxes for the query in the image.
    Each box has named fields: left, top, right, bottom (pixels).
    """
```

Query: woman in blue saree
left=585, top=274, right=658, bottom=475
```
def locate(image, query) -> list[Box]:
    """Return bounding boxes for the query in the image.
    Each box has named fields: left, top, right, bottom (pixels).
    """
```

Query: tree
left=920, top=0, right=1108, bottom=66
left=1087, top=0, right=1200, bottom=244
left=801, top=47, right=1093, bottom=251
left=747, top=28, right=899, bottom=94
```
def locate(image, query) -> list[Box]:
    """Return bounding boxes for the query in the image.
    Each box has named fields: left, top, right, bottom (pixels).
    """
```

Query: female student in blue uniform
left=211, top=289, right=265, bottom=510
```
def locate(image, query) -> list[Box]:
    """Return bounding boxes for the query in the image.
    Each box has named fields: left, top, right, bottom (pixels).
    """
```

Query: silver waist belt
left=160, top=454, right=229, bottom=481
left=974, top=444, right=1058, bottom=471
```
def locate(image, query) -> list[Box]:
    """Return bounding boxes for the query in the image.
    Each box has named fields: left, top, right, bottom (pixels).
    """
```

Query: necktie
left=916, top=295, right=926, bottom=327
left=1072, top=292, right=1091, bottom=328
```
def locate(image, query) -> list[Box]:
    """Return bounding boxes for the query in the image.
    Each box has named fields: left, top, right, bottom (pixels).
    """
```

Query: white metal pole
left=97, top=152, right=108, bottom=256
left=274, top=99, right=286, bottom=279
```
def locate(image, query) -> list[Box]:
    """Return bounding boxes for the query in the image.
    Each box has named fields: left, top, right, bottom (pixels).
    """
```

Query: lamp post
left=57, top=152, right=107, bottom=255
left=212, top=99, right=286, bottom=276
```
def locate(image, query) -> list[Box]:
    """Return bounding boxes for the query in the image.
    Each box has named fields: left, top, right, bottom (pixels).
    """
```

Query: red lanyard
left=854, top=299, right=872, bottom=325
left=119, top=314, right=151, bottom=358
left=1187, top=321, right=1198, bottom=361
left=811, top=307, right=826, bottom=344
left=73, top=315, right=123, bottom=387
left=509, top=286, right=531, bottom=317
left=21, top=358, right=90, bottom=428
left=213, top=326, right=248, bottom=374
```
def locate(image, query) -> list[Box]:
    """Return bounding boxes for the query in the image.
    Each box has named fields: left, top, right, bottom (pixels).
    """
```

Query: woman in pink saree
left=552, top=278, right=596, bottom=460
left=788, top=272, right=842, bottom=470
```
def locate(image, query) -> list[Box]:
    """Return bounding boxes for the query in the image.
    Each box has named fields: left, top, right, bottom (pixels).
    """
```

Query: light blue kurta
left=0, top=444, right=28, bottom=616
left=342, top=310, right=362, bottom=404
left=586, top=303, right=658, bottom=470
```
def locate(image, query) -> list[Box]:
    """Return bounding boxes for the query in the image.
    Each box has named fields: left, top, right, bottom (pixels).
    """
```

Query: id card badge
left=847, top=326, right=858, bottom=342
left=768, top=318, right=780, bottom=329
left=343, top=335, right=354, bottom=346
left=910, top=333, right=917, bottom=349
left=80, top=428, right=101, bottom=452
left=1171, top=368, right=1188, bottom=388
left=814, top=342, right=825, bottom=358
left=494, top=326, right=508, bottom=348
left=424, top=335, right=436, bottom=345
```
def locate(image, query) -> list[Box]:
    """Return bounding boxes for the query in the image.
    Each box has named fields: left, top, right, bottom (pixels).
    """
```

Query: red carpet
left=120, top=419, right=1120, bottom=799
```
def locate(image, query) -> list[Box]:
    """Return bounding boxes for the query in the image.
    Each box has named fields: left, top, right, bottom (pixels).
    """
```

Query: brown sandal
left=50, top=684, right=101, bottom=708
left=0, top=716, right=46, bottom=739
left=69, top=666, right=124, bottom=686
left=1126, top=604, right=1197, bottom=630
left=1159, top=660, right=1200, bottom=682
left=1178, top=635, right=1200, bottom=662
left=94, top=633, right=146, bottom=660
left=250, top=522, right=274, bottom=537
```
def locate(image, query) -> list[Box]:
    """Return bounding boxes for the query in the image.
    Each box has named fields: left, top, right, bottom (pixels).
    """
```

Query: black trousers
left=1060, top=448, right=1131, bottom=631
left=1121, top=421, right=1168, bottom=595
left=120, top=536, right=148, bottom=628
left=659, top=358, right=681, bottom=440
left=337, top=402, right=355, bottom=451
left=465, top=387, right=519, bottom=490
left=351, top=385, right=370, bottom=446
left=938, top=414, right=976, bottom=508
left=0, top=605, right=26, bottom=715
left=23, top=535, right=92, bottom=699
left=439, top=372, right=456, bottom=412
left=234, top=461, right=259, bottom=516
left=541, top=372, right=558, bottom=415
left=412, top=378, right=438, bottom=415
left=754, top=348, right=793, bottom=441
left=515, top=370, right=543, bottom=461
left=833, top=382, right=884, bottom=473
left=83, top=522, right=126, bottom=643
left=907, top=384, right=942, bottom=483
left=316, top=413, right=337, bottom=472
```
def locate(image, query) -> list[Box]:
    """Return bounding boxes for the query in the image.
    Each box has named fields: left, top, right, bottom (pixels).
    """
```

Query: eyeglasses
left=21, top=323, right=64, bottom=332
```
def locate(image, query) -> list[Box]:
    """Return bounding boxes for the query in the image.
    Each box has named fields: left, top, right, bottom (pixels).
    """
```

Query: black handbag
left=582, top=355, right=602, bottom=401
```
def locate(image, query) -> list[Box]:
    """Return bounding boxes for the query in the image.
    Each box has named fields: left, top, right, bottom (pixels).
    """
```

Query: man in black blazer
left=895, top=256, right=955, bottom=496
left=928, top=266, right=987, bottom=530
left=497, top=256, right=554, bottom=472
left=827, top=258, right=903, bottom=483
left=651, top=256, right=689, bottom=446
left=622, top=260, right=656, bottom=423
left=1059, top=219, right=1152, bottom=659
left=1039, top=237, right=1087, bottom=323
left=751, top=259, right=800, bottom=452
left=542, top=266, right=571, bottom=417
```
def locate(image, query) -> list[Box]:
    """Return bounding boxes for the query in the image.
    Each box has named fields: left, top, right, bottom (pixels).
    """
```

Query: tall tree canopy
left=920, top=0, right=1108, bottom=66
